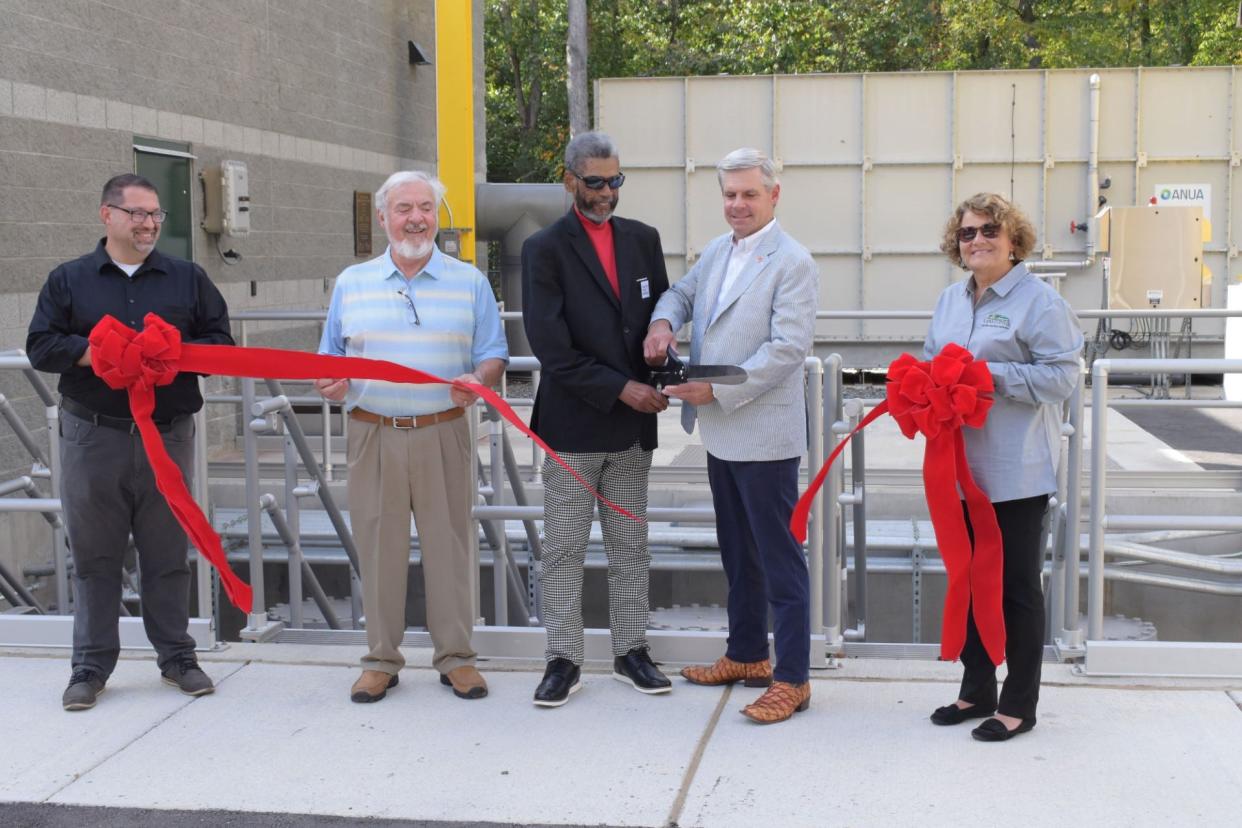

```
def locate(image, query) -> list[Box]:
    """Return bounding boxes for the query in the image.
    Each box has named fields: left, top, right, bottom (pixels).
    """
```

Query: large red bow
left=88, top=314, right=253, bottom=611
left=88, top=313, right=640, bottom=615
left=791, top=344, right=1005, bottom=665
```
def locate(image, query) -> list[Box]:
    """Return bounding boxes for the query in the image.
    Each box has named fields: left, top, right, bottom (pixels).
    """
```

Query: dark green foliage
left=485, top=1, right=1242, bottom=183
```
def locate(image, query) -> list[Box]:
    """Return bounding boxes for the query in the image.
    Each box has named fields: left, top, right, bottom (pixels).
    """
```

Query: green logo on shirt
left=982, top=312, right=1010, bottom=329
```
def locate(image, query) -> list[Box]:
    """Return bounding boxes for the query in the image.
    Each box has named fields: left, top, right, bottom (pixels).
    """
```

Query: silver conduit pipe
left=1086, top=72, right=1102, bottom=263
left=1026, top=73, right=1101, bottom=273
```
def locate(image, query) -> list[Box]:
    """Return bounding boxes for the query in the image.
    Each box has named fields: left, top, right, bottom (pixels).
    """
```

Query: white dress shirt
left=711, top=218, right=778, bottom=325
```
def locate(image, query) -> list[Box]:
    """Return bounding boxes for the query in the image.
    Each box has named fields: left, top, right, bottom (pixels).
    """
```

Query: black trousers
left=958, top=494, right=1049, bottom=721
left=59, top=409, right=197, bottom=677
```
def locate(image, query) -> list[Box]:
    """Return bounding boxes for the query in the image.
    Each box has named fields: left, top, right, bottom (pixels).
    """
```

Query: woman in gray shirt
left=924, top=193, right=1083, bottom=742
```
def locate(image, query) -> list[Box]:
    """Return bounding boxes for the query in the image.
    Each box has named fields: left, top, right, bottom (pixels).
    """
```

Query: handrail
left=0, top=353, right=68, bottom=612
left=227, top=308, right=1242, bottom=323
left=5, top=318, right=1242, bottom=661
left=1087, top=357, right=1242, bottom=640
left=810, top=308, right=1242, bottom=320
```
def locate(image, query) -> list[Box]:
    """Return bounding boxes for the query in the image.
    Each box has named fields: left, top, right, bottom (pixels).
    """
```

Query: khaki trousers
left=347, top=413, right=476, bottom=675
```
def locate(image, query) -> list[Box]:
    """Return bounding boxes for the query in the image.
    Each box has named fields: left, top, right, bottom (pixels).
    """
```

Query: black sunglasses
left=571, top=170, right=625, bottom=191
left=957, top=223, right=1002, bottom=243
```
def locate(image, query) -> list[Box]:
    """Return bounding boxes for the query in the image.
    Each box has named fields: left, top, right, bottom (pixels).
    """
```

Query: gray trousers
left=540, top=442, right=652, bottom=663
left=59, top=408, right=197, bottom=677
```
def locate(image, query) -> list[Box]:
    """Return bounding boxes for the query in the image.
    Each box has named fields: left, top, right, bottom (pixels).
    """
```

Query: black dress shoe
left=533, top=657, right=581, bottom=708
left=930, top=702, right=996, bottom=726
left=613, top=647, right=672, bottom=694
left=971, top=716, right=1036, bottom=742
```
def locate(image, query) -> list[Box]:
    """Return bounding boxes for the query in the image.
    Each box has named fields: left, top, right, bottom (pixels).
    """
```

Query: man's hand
left=76, top=349, right=92, bottom=367
left=450, top=373, right=483, bottom=408
left=314, top=377, right=349, bottom=401
left=663, top=381, right=714, bottom=406
left=643, top=320, right=677, bottom=366
left=619, top=380, right=669, bottom=413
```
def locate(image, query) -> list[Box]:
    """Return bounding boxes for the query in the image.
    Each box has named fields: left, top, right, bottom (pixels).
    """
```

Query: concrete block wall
left=0, top=0, right=490, bottom=604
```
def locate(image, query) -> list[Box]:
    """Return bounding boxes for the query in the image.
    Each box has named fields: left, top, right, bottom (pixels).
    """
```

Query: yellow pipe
left=435, top=0, right=476, bottom=264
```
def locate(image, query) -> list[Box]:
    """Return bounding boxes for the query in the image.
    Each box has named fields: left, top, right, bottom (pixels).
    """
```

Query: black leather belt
left=61, top=397, right=182, bottom=434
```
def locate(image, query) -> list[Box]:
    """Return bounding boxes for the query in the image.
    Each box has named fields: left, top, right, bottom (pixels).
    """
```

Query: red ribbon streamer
left=88, top=312, right=639, bottom=615
left=790, top=344, right=1006, bottom=665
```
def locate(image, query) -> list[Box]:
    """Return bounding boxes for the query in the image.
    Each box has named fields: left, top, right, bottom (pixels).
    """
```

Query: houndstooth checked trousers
left=540, top=441, right=652, bottom=663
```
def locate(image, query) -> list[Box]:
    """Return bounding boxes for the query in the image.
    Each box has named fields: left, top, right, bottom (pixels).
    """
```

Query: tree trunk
left=1138, top=0, right=1154, bottom=65
left=567, top=0, right=590, bottom=137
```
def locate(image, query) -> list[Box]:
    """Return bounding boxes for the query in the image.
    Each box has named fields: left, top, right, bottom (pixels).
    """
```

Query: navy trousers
left=706, top=453, right=810, bottom=684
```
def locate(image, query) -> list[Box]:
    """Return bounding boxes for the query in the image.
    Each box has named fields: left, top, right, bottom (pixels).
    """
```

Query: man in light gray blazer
left=643, top=148, right=818, bottom=724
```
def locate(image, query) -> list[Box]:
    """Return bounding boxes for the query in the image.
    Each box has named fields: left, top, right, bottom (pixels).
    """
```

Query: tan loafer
left=350, top=669, right=398, bottom=703
left=680, top=655, right=772, bottom=687
left=740, top=680, right=811, bottom=724
left=440, top=665, right=488, bottom=699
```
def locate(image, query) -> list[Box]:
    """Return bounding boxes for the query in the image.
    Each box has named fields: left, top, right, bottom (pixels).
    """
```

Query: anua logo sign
left=1149, top=183, right=1211, bottom=240
left=1150, top=183, right=1211, bottom=216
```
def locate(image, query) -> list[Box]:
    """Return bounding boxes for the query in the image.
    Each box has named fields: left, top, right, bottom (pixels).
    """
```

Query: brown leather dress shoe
left=740, top=680, right=811, bottom=724
left=680, top=655, right=772, bottom=687
left=440, top=665, right=488, bottom=699
left=350, top=669, right=398, bottom=703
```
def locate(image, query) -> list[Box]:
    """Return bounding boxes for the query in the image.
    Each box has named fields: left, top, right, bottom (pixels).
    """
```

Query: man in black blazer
left=521, top=131, right=672, bottom=707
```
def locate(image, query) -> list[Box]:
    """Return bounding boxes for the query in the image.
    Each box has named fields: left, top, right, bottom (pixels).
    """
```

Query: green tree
left=485, top=0, right=1242, bottom=184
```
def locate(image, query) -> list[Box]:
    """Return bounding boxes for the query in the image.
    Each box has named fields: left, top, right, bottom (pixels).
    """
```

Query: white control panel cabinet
left=200, top=160, right=251, bottom=238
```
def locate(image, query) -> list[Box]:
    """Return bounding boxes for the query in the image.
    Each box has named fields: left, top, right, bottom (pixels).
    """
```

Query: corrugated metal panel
left=597, top=66, right=1238, bottom=352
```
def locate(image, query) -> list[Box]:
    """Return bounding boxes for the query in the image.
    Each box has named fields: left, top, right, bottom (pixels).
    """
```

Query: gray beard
left=393, top=238, right=434, bottom=260
left=580, top=207, right=613, bottom=223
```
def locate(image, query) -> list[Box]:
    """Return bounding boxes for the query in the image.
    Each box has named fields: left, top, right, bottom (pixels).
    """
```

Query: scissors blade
left=684, top=364, right=748, bottom=385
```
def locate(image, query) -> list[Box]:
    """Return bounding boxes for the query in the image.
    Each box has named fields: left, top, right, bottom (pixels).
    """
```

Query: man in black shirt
left=26, top=174, right=233, bottom=711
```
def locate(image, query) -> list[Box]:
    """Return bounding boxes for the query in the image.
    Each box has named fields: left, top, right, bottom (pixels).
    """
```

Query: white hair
left=716, top=148, right=779, bottom=191
left=375, top=170, right=446, bottom=215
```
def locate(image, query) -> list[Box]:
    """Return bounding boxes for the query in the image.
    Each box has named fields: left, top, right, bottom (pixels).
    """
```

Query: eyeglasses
left=957, top=223, right=1001, bottom=243
left=397, top=290, right=421, bottom=326
left=107, top=204, right=168, bottom=224
left=571, top=170, right=626, bottom=191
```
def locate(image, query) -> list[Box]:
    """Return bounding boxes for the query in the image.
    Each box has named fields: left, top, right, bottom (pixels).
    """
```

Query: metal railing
left=4, top=308, right=1242, bottom=676
left=0, top=352, right=65, bottom=614
left=1087, top=357, right=1242, bottom=619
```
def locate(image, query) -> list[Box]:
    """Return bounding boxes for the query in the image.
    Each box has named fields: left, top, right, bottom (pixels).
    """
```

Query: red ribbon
left=88, top=312, right=639, bottom=615
left=791, top=343, right=1005, bottom=665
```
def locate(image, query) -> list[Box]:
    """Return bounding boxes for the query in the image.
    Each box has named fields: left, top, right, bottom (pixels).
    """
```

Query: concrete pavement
left=2, top=645, right=1240, bottom=828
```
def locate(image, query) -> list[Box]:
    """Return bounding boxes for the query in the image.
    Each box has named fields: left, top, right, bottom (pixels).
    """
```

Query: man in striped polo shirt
left=316, top=170, right=508, bottom=704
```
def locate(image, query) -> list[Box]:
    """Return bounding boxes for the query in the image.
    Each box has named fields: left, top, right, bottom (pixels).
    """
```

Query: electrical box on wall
left=200, top=161, right=251, bottom=237
left=437, top=229, right=462, bottom=257
left=1099, top=206, right=1210, bottom=309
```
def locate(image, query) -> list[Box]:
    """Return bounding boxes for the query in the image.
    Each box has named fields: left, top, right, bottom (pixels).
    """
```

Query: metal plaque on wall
left=354, top=191, right=372, bottom=257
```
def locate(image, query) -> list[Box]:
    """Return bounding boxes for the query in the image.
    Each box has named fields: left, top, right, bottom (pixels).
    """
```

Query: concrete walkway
left=2, top=645, right=1240, bottom=828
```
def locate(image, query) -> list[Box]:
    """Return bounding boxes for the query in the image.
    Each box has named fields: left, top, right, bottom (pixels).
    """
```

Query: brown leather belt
left=348, top=406, right=464, bottom=429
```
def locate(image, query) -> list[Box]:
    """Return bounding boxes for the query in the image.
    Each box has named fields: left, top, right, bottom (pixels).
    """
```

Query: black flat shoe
left=613, top=647, right=672, bottom=694
left=930, top=702, right=996, bottom=726
left=533, top=658, right=581, bottom=708
left=971, top=716, right=1036, bottom=742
